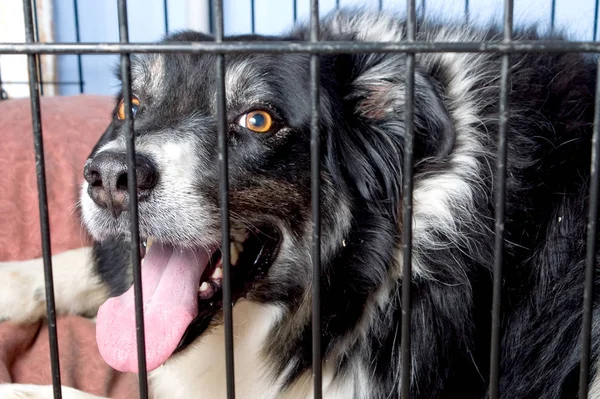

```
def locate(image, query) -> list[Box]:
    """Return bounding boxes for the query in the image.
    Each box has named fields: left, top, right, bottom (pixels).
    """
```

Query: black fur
left=85, top=9, right=600, bottom=398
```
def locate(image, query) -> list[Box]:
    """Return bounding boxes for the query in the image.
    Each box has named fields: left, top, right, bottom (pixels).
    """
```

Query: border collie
left=1, top=8, right=599, bottom=399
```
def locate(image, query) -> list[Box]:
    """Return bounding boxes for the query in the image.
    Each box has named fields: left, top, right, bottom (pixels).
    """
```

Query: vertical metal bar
left=250, top=0, right=255, bottom=34
left=31, top=0, right=44, bottom=96
left=550, top=0, right=556, bottom=33
left=420, top=0, right=425, bottom=19
left=22, top=0, right=61, bottom=397
left=401, top=0, right=416, bottom=398
left=336, top=0, right=340, bottom=9
left=489, top=1, right=513, bottom=398
left=293, top=0, right=297, bottom=22
left=214, top=0, right=235, bottom=397
left=310, top=0, right=322, bottom=398
left=163, top=0, right=169, bottom=34
left=465, top=0, right=469, bottom=24
left=116, top=1, right=149, bottom=398
left=208, top=0, right=215, bottom=34
left=578, top=55, right=600, bottom=399
left=72, top=0, right=84, bottom=93
left=379, top=0, right=383, bottom=11
left=0, top=61, right=7, bottom=100
left=594, top=0, right=600, bottom=41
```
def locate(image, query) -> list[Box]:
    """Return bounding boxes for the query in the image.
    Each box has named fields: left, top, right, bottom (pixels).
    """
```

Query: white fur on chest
left=148, top=300, right=283, bottom=399
left=148, top=300, right=357, bottom=399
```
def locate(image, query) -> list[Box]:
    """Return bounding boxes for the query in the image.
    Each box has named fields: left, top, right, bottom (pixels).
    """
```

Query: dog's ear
left=325, top=53, right=455, bottom=209
left=340, top=53, right=455, bottom=160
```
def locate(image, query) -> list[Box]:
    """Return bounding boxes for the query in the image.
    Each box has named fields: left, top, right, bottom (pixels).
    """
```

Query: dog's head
left=80, top=16, right=455, bottom=375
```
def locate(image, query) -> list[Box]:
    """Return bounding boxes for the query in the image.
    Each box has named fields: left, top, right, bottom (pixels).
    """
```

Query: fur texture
left=0, top=8, right=599, bottom=399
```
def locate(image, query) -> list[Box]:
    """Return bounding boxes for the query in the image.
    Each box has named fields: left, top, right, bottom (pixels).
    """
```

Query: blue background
left=52, top=0, right=594, bottom=96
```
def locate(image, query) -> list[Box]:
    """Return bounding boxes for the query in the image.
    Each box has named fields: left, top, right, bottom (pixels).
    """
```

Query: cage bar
left=251, top=0, right=256, bottom=34
left=22, top=0, right=62, bottom=397
left=400, top=1, right=416, bottom=398
left=293, top=0, right=298, bottom=22
left=489, top=1, right=513, bottom=398
left=116, top=1, right=149, bottom=398
left=31, top=0, right=44, bottom=96
left=550, top=0, right=556, bottom=33
left=310, top=0, right=322, bottom=397
left=163, top=0, right=169, bottom=34
left=3, top=2, right=600, bottom=399
left=5, top=41, right=600, bottom=54
left=595, top=0, right=600, bottom=41
left=0, top=62, right=7, bottom=100
left=1, top=80, right=82, bottom=85
left=213, top=0, right=236, bottom=397
left=72, top=0, right=84, bottom=93
left=578, top=49, right=600, bottom=399
left=208, top=0, right=215, bottom=34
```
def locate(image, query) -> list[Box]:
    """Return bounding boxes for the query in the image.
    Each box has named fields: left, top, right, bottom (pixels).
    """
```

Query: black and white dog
left=1, top=8, right=599, bottom=399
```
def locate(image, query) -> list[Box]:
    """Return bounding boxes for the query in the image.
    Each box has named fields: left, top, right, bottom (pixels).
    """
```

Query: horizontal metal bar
left=1, top=81, right=84, bottom=85
left=2, top=40, right=600, bottom=55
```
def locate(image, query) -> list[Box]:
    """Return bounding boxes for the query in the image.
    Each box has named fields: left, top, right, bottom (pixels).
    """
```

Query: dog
left=1, top=8, right=599, bottom=399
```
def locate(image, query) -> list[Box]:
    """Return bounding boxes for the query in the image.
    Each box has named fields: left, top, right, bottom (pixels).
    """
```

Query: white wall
left=0, top=1, right=28, bottom=98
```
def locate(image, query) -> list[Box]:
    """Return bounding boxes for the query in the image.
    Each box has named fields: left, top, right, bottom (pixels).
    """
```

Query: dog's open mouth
left=95, top=225, right=280, bottom=374
left=175, top=225, right=280, bottom=352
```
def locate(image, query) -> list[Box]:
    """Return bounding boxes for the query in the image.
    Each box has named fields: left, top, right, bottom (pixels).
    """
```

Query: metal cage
left=0, top=0, right=599, bottom=398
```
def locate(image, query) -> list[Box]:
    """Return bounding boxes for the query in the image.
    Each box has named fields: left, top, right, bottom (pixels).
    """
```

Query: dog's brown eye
left=117, top=96, right=140, bottom=120
left=238, top=110, right=273, bottom=133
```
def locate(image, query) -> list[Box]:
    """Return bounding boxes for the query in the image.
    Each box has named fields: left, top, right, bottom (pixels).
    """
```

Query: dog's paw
left=0, top=263, right=47, bottom=324
left=0, top=384, right=107, bottom=399
left=0, top=247, right=106, bottom=325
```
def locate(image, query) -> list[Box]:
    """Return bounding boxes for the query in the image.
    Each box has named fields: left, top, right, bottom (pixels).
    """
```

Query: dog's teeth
left=211, top=267, right=223, bottom=280
left=230, top=243, right=239, bottom=266
left=231, top=229, right=247, bottom=243
left=147, top=238, right=154, bottom=249
left=199, top=281, right=215, bottom=300
left=234, top=241, right=244, bottom=253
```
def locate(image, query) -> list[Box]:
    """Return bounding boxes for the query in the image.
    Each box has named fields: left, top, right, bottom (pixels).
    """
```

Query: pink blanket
left=0, top=95, right=138, bottom=397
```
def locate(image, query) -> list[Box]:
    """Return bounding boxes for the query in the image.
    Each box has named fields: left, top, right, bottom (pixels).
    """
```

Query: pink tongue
left=96, top=242, right=209, bottom=373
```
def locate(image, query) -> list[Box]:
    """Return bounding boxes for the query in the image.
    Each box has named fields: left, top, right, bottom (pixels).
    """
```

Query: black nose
left=84, top=151, right=158, bottom=217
